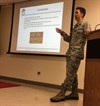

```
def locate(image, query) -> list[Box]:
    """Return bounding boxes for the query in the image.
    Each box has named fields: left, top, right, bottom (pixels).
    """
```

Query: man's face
left=75, top=9, right=83, bottom=21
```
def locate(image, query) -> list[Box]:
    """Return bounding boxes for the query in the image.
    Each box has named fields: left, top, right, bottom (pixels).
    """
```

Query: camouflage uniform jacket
left=61, top=22, right=91, bottom=59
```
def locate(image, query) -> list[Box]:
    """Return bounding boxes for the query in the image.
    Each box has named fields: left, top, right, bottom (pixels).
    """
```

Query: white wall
left=0, top=0, right=100, bottom=89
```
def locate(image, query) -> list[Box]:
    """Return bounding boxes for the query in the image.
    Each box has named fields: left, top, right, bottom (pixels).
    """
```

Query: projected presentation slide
left=17, top=2, right=63, bottom=52
left=10, top=0, right=73, bottom=55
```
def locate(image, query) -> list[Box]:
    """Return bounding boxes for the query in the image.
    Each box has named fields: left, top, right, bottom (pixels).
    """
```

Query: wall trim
left=0, top=76, right=84, bottom=93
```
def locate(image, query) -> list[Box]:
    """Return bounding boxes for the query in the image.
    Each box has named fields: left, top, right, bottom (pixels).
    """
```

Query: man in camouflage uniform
left=50, top=7, right=91, bottom=102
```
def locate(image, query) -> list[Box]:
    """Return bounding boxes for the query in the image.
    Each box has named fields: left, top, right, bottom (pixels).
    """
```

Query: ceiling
left=0, top=0, right=29, bottom=6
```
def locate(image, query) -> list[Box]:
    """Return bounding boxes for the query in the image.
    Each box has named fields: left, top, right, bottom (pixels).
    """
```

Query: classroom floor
left=0, top=80, right=83, bottom=106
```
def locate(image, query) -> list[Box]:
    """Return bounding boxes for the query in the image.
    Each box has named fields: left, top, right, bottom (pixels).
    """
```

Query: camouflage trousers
left=62, top=56, right=81, bottom=91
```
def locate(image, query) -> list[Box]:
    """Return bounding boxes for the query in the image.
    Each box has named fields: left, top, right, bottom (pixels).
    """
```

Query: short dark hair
left=76, top=7, right=86, bottom=17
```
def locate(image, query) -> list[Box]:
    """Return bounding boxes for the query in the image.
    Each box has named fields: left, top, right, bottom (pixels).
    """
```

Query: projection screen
left=8, top=0, right=74, bottom=56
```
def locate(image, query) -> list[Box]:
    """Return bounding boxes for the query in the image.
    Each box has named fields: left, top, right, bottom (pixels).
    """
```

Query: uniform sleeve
left=60, top=31, right=71, bottom=42
left=83, top=22, right=91, bottom=32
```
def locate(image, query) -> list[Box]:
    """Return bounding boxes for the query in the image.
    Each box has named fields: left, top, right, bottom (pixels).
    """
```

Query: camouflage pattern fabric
left=62, top=56, right=81, bottom=91
left=61, top=22, right=91, bottom=59
left=61, top=21, right=91, bottom=91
